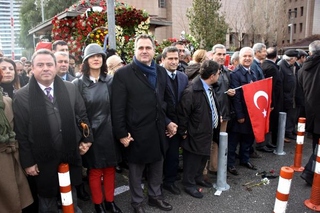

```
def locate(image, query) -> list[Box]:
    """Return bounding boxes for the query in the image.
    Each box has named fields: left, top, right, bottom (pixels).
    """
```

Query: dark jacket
left=298, top=51, right=320, bottom=134
left=13, top=81, right=92, bottom=197
left=185, top=63, right=200, bottom=80
left=250, top=59, right=265, bottom=80
left=278, top=59, right=296, bottom=110
left=111, top=62, right=172, bottom=164
left=229, top=65, right=257, bottom=134
left=177, top=76, right=220, bottom=156
left=73, top=74, right=121, bottom=169
left=213, top=65, right=232, bottom=120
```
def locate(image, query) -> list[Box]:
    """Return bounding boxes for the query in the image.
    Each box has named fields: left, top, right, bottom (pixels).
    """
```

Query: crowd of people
left=1, top=36, right=320, bottom=213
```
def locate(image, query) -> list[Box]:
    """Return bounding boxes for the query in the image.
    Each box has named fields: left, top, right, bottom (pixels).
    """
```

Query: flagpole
left=224, top=85, right=242, bottom=94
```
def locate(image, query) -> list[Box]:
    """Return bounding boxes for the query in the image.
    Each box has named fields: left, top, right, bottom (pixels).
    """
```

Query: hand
left=238, top=118, right=245, bottom=123
left=25, top=164, right=40, bottom=176
left=120, top=133, right=134, bottom=147
left=226, top=89, right=236, bottom=96
left=166, top=122, right=178, bottom=138
left=79, top=142, right=92, bottom=155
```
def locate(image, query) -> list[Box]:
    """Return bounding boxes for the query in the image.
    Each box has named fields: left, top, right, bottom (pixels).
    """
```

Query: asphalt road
left=78, top=135, right=316, bottom=213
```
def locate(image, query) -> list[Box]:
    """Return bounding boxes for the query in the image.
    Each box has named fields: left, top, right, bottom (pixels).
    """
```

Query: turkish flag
left=242, top=78, right=273, bottom=143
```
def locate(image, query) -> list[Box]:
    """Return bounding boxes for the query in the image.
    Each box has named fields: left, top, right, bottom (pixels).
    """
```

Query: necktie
left=208, top=87, right=218, bottom=128
left=44, top=87, right=53, bottom=103
left=171, top=73, right=176, bottom=80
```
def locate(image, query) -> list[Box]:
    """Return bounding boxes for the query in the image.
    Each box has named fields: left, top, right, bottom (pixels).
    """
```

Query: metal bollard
left=213, top=132, right=230, bottom=191
left=274, top=112, right=286, bottom=155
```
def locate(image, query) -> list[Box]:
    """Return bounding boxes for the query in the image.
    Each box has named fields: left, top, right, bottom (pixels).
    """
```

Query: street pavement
left=78, top=135, right=316, bottom=213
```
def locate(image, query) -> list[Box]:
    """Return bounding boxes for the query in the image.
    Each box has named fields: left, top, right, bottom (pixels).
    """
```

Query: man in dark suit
left=161, top=46, right=188, bottom=195
left=227, top=47, right=258, bottom=176
left=13, top=49, right=93, bottom=212
left=178, top=60, right=221, bottom=199
left=262, top=47, right=283, bottom=146
left=111, top=34, right=173, bottom=213
left=251, top=43, right=267, bottom=80
left=54, top=51, right=76, bottom=82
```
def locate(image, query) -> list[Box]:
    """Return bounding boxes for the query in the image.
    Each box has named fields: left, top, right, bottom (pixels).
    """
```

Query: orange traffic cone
left=304, top=139, right=320, bottom=211
left=273, top=166, right=294, bottom=213
left=290, top=117, right=305, bottom=172
left=58, top=163, right=74, bottom=213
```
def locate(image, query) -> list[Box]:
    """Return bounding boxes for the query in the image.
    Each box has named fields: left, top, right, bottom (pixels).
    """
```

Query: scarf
left=133, top=56, right=157, bottom=88
left=0, top=83, right=14, bottom=99
left=29, top=76, right=78, bottom=164
left=0, top=88, right=15, bottom=143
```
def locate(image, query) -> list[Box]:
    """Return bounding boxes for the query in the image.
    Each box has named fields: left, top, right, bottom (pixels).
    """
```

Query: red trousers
left=89, top=167, right=115, bottom=204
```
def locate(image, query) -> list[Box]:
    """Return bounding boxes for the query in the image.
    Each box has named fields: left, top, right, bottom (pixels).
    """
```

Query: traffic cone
left=273, top=166, right=294, bottom=213
left=58, top=163, right=74, bottom=213
left=290, top=117, right=305, bottom=172
left=304, top=139, right=320, bottom=211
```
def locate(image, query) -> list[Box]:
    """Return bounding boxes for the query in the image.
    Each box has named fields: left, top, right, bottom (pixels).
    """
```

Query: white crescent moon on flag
left=253, top=91, right=268, bottom=110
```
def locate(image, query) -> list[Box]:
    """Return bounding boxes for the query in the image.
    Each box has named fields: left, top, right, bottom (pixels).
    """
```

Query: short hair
left=231, top=51, right=240, bottom=64
left=192, top=49, right=207, bottom=63
left=172, top=41, right=185, bottom=46
left=185, top=48, right=191, bottom=56
left=239, top=47, right=254, bottom=58
left=199, top=60, right=219, bottom=80
left=155, top=54, right=162, bottom=64
left=0, top=67, right=3, bottom=82
left=54, top=51, right=69, bottom=58
left=25, top=60, right=31, bottom=65
left=52, top=40, right=68, bottom=51
left=252, top=43, right=266, bottom=54
left=106, top=48, right=117, bottom=59
left=309, top=40, right=320, bottom=54
left=31, top=49, right=56, bottom=66
left=266, top=47, right=277, bottom=59
left=15, top=60, right=23, bottom=66
left=134, top=34, right=155, bottom=50
left=162, top=46, right=179, bottom=59
left=212, top=44, right=226, bottom=53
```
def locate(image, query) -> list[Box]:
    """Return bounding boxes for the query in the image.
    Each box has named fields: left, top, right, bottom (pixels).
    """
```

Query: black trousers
left=163, top=134, right=180, bottom=184
left=302, top=133, right=320, bottom=183
left=182, top=149, right=208, bottom=188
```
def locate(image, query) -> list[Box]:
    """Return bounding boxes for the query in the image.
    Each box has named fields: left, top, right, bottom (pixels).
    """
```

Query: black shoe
left=76, top=182, right=90, bottom=201
left=240, top=162, right=257, bottom=170
left=184, top=187, right=203, bottom=198
left=267, top=144, right=277, bottom=149
left=104, top=201, right=122, bottom=213
left=256, top=146, right=274, bottom=153
left=95, top=203, right=107, bottom=213
left=285, top=133, right=296, bottom=140
left=115, top=166, right=122, bottom=173
left=227, top=166, right=239, bottom=175
left=208, top=170, right=217, bottom=175
left=148, top=197, right=173, bottom=211
left=250, top=151, right=262, bottom=158
left=133, top=204, right=145, bottom=213
left=301, top=172, right=313, bottom=186
left=195, top=180, right=212, bottom=188
left=163, top=183, right=181, bottom=195
left=176, top=173, right=182, bottom=181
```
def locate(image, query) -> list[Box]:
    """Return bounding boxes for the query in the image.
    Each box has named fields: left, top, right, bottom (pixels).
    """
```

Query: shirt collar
left=166, top=70, right=176, bottom=77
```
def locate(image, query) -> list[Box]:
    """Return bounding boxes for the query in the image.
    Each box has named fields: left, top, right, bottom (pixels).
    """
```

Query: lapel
left=132, top=63, right=156, bottom=90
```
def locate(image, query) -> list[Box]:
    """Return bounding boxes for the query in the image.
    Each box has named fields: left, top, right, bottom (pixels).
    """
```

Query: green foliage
left=18, top=0, right=78, bottom=50
left=187, top=0, right=229, bottom=50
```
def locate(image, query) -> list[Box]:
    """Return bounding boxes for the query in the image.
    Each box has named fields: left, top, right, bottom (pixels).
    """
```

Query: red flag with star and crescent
left=242, top=78, right=273, bottom=143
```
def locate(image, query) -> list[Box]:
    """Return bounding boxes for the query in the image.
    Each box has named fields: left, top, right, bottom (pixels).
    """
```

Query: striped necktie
left=208, top=87, right=218, bottom=128
left=44, top=87, right=53, bottom=103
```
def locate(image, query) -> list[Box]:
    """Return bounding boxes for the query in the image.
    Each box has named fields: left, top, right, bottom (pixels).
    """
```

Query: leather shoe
left=184, top=187, right=203, bottom=198
left=163, top=183, right=181, bottom=195
left=256, top=146, right=274, bottom=153
left=250, top=151, right=262, bottom=158
left=240, top=162, right=257, bottom=170
left=115, top=165, right=122, bottom=173
left=284, top=138, right=291, bottom=143
left=133, top=205, right=145, bottom=213
left=105, top=201, right=122, bottom=213
left=76, top=182, right=90, bottom=201
left=285, top=134, right=296, bottom=140
left=227, top=166, right=239, bottom=175
left=301, top=171, right=313, bottom=186
left=267, top=144, right=277, bottom=149
left=148, top=197, right=172, bottom=211
left=95, top=203, right=107, bottom=213
left=195, top=179, right=212, bottom=188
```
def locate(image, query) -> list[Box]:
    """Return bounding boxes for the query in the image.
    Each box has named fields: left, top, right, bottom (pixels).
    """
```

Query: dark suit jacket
left=229, top=65, right=256, bottom=134
left=111, top=62, right=173, bottom=164
left=250, top=59, right=264, bottom=80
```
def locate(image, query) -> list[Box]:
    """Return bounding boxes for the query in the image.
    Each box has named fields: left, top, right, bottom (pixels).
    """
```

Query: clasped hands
left=79, top=142, right=92, bottom=155
left=166, top=122, right=178, bottom=138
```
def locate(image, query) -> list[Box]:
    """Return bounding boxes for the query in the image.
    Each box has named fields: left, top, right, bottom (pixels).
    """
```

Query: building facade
left=0, top=0, right=23, bottom=59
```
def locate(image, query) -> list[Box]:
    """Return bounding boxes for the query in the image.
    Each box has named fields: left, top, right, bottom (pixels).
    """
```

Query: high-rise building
left=0, top=0, right=23, bottom=59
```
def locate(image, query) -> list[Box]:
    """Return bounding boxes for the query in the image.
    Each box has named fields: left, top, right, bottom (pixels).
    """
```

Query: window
left=158, top=0, right=165, bottom=8
left=294, top=8, right=297, bottom=17
left=301, top=7, right=304, bottom=16
left=294, top=24, right=297, bottom=33
left=300, top=23, right=303, bottom=32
